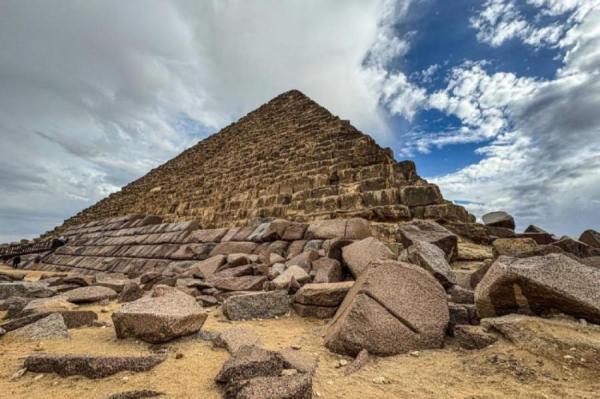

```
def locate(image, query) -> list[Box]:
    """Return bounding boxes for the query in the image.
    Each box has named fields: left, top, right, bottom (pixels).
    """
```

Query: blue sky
left=1, top=0, right=599, bottom=241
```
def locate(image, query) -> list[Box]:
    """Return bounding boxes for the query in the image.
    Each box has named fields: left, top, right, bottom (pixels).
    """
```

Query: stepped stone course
left=40, top=90, right=470, bottom=238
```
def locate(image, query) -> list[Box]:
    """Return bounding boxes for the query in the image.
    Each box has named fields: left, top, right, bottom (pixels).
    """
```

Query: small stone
left=175, top=353, right=184, bottom=360
left=409, top=351, right=420, bottom=357
left=372, top=376, right=391, bottom=384
left=10, top=368, right=27, bottom=380
left=281, top=368, right=298, bottom=376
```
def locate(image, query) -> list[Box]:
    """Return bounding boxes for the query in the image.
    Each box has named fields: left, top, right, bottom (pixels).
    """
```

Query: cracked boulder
left=324, top=260, right=448, bottom=356
left=112, top=285, right=207, bottom=343
left=475, top=254, right=600, bottom=323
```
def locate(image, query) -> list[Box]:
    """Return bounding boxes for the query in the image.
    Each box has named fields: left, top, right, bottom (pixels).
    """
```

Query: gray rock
left=341, top=237, right=394, bottom=278
left=448, top=285, right=475, bottom=304
left=0, top=282, right=55, bottom=300
left=118, top=282, right=144, bottom=303
left=272, top=266, right=310, bottom=289
left=215, top=327, right=263, bottom=354
left=64, top=286, right=117, bottom=304
left=397, top=220, right=458, bottom=260
left=580, top=229, right=600, bottom=249
left=324, top=260, right=449, bottom=356
left=223, top=291, right=290, bottom=320
left=25, top=353, right=166, bottom=379
left=454, top=325, right=498, bottom=350
left=482, top=211, right=515, bottom=230
left=112, top=285, right=207, bottom=343
left=294, top=282, right=353, bottom=307
left=475, top=254, right=600, bottom=323
left=215, top=345, right=288, bottom=384
left=10, top=313, right=69, bottom=340
left=406, top=241, right=456, bottom=288
left=311, top=258, right=342, bottom=283
left=225, top=374, right=312, bottom=399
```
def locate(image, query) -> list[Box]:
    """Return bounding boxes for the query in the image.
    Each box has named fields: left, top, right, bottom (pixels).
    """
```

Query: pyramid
left=51, top=90, right=472, bottom=235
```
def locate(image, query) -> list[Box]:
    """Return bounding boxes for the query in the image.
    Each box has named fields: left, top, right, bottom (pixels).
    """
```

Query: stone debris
left=341, top=237, right=394, bottom=278
left=324, top=260, right=449, bottom=356
left=215, top=327, right=263, bottom=354
left=112, top=285, right=208, bottom=343
left=397, top=220, right=458, bottom=260
left=482, top=211, right=515, bottom=230
left=475, top=254, right=600, bottom=323
left=9, top=313, right=69, bottom=340
left=105, top=390, right=165, bottom=399
left=454, top=325, right=498, bottom=350
left=223, top=290, right=290, bottom=320
left=24, top=353, right=166, bottom=378
left=406, top=240, right=456, bottom=288
left=63, top=286, right=118, bottom=304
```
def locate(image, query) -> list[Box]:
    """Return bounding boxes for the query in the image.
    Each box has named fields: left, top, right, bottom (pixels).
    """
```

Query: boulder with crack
left=324, top=260, right=449, bottom=356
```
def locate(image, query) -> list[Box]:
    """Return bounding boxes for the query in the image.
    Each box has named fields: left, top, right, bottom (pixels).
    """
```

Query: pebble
left=281, top=369, right=298, bottom=376
left=175, top=353, right=184, bottom=360
left=372, top=376, right=391, bottom=385
left=10, top=368, right=27, bottom=381
left=409, top=351, right=420, bottom=357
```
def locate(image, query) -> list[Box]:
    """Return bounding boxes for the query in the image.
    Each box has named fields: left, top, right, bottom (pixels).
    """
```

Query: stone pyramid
left=52, top=90, right=472, bottom=235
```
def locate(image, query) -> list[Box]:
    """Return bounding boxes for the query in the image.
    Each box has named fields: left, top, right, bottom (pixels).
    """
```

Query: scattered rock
left=580, top=229, right=600, bottom=249
left=225, top=374, right=312, bottom=399
left=272, top=266, right=310, bottom=289
left=448, top=285, right=475, bottom=304
left=454, top=325, right=498, bottom=350
left=64, top=286, right=117, bottom=304
left=24, top=353, right=166, bottom=379
left=397, top=220, right=458, bottom=260
left=492, top=238, right=538, bottom=257
left=341, top=237, right=394, bottom=278
left=112, top=285, right=207, bottom=343
left=105, top=390, right=165, bottom=399
left=311, top=258, right=342, bottom=283
left=0, top=282, right=55, bottom=300
left=223, top=291, right=290, bottom=320
left=215, top=327, right=263, bottom=354
left=215, top=345, right=287, bottom=384
left=482, top=211, right=515, bottom=230
left=294, top=282, right=353, bottom=307
left=278, top=348, right=318, bottom=375
left=554, top=236, right=600, bottom=258
left=9, top=313, right=69, bottom=340
left=475, top=254, right=600, bottom=323
left=285, top=251, right=319, bottom=273
left=118, top=282, right=144, bottom=303
left=305, top=218, right=371, bottom=240
left=324, top=260, right=449, bottom=356
left=406, top=240, right=456, bottom=288
left=211, top=276, right=268, bottom=292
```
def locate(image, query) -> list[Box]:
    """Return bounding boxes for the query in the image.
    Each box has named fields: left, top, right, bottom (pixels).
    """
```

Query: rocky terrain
left=1, top=213, right=600, bottom=398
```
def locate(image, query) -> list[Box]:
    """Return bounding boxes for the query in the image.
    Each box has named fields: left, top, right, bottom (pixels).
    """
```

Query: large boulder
left=475, top=254, right=600, bottom=323
left=341, top=237, right=394, bottom=278
left=223, top=291, right=290, bottom=320
left=24, top=353, right=166, bottom=379
left=112, top=286, right=207, bottom=343
left=406, top=241, right=456, bottom=288
left=482, top=211, right=515, bottom=230
left=396, top=220, right=458, bottom=260
left=324, top=260, right=448, bottom=356
left=580, top=229, right=600, bottom=249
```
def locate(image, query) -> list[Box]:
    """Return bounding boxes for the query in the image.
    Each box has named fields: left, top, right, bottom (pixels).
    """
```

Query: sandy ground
left=1, top=265, right=600, bottom=399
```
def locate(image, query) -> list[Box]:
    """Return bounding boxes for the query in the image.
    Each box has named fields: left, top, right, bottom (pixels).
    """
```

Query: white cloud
left=432, top=7, right=600, bottom=235
left=0, top=0, right=417, bottom=242
left=470, top=0, right=599, bottom=48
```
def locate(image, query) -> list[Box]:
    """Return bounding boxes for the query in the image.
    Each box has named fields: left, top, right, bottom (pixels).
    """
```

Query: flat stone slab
left=294, top=282, right=353, bottom=307
left=0, top=282, right=56, bottom=300
left=25, top=353, right=166, bottom=378
left=112, top=286, right=207, bottom=343
left=9, top=313, right=69, bottom=340
left=64, top=286, right=117, bottom=304
left=215, top=327, right=263, bottom=354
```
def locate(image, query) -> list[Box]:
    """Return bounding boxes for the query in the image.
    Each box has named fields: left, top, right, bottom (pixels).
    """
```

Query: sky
left=1, top=0, right=599, bottom=242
